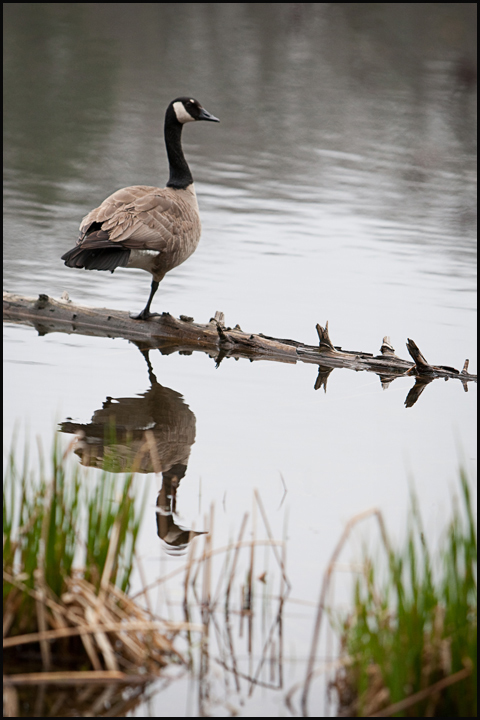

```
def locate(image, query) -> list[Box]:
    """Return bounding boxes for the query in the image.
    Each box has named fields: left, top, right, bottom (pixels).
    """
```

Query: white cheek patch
left=173, top=101, right=195, bottom=124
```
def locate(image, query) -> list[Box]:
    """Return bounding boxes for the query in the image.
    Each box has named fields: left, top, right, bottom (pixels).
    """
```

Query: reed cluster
left=330, top=471, right=476, bottom=717
left=3, top=434, right=187, bottom=716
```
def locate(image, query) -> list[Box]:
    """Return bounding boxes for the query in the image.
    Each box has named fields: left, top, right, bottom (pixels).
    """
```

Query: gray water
left=3, top=4, right=477, bottom=716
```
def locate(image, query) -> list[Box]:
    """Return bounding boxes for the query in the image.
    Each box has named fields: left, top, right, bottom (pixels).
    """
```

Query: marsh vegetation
left=3, top=432, right=476, bottom=717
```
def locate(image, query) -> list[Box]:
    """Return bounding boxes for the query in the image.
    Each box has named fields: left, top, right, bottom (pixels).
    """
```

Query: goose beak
left=197, top=107, right=220, bottom=122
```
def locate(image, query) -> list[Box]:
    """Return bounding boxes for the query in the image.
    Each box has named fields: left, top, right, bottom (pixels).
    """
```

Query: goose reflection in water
left=60, top=346, right=205, bottom=554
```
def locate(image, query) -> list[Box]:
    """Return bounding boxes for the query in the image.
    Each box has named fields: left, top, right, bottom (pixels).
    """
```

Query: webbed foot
left=130, top=310, right=160, bottom=321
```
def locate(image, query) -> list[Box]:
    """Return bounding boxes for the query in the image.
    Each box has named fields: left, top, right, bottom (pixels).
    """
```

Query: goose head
left=170, top=96, right=220, bottom=125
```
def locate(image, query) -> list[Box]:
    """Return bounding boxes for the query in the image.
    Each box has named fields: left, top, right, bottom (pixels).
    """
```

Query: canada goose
left=61, top=97, right=219, bottom=320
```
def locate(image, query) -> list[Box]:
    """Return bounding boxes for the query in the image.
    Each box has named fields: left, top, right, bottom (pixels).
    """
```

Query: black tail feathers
left=61, top=246, right=131, bottom=273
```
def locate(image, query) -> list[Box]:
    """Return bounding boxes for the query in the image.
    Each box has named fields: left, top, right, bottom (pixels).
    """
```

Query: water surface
left=3, top=4, right=477, bottom=716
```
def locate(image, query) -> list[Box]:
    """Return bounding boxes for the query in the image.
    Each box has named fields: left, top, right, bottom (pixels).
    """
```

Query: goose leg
left=131, top=279, right=160, bottom=320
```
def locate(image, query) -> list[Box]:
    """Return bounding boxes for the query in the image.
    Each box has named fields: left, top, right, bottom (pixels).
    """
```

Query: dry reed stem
left=135, top=552, right=154, bottom=617
left=100, top=521, right=121, bottom=595
left=85, top=605, right=119, bottom=672
left=208, top=609, right=235, bottom=698
left=182, top=531, right=198, bottom=660
left=36, top=467, right=53, bottom=671
left=183, top=529, right=198, bottom=607
left=279, top=510, right=289, bottom=692
left=270, top=638, right=276, bottom=683
left=89, top=684, right=118, bottom=716
left=300, top=507, right=389, bottom=717
left=100, top=685, right=150, bottom=718
left=286, top=660, right=347, bottom=714
left=3, top=671, right=157, bottom=686
left=73, top=684, right=97, bottom=704
left=4, top=569, right=81, bottom=621
left=65, top=592, right=103, bottom=670
left=254, top=489, right=291, bottom=590
left=46, top=600, right=69, bottom=635
left=369, top=667, right=472, bottom=718
left=68, top=581, right=117, bottom=667
left=247, top=495, right=256, bottom=681
left=278, top=472, right=288, bottom=509
left=3, top=686, right=19, bottom=717
left=222, top=611, right=242, bottom=693
left=225, top=513, right=249, bottom=613
left=201, top=504, right=214, bottom=613
left=61, top=434, right=79, bottom=464
left=211, top=537, right=233, bottom=610
left=88, top=518, right=122, bottom=671
left=190, top=533, right=205, bottom=607
left=3, top=589, right=21, bottom=638
left=33, top=568, right=51, bottom=671
left=3, top=619, right=199, bottom=650
left=101, top=580, right=164, bottom=627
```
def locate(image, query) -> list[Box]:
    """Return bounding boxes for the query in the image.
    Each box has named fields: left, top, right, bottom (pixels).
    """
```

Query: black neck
left=165, top=109, right=193, bottom=189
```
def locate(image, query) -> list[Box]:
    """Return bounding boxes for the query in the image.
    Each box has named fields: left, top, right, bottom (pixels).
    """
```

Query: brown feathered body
left=64, top=184, right=201, bottom=283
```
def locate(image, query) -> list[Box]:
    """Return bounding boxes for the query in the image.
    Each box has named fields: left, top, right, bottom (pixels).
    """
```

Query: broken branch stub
left=316, top=322, right=337, bottom=353
left=406, top=338, right=434, bottom=375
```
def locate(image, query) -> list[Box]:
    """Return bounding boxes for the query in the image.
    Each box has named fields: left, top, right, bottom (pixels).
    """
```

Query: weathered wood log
left=3, top=293, right=476, bottom=391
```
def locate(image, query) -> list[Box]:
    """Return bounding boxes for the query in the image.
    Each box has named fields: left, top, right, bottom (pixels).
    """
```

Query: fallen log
left=3, top=292, right=476, bottom=394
